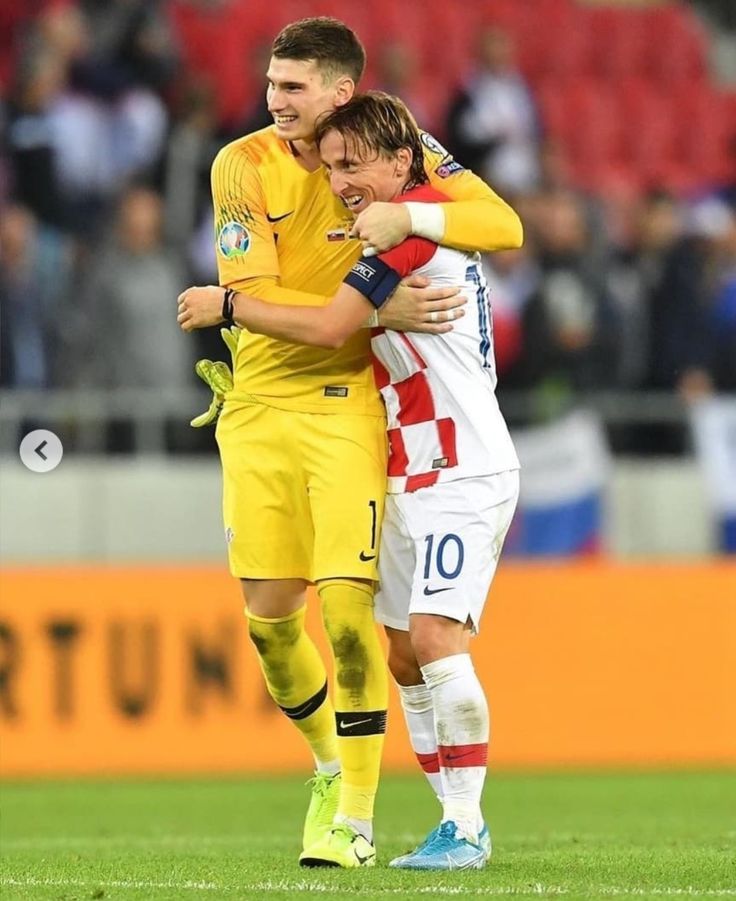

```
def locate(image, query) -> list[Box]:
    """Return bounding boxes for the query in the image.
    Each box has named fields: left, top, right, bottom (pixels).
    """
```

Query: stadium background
left=1, top=0, right=735, bottom=784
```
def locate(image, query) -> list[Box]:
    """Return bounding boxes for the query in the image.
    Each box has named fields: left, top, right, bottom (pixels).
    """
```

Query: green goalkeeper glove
left=190, top=326, right=242, bottom=428
left=220, top=324, right=241, bottom=362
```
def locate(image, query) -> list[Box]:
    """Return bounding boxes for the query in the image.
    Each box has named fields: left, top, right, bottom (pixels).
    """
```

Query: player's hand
left=177, top=285, right=226, bottom=331
left=351, top=202, right=411, bottom=255
left=378, top=275, right=466, bottom=334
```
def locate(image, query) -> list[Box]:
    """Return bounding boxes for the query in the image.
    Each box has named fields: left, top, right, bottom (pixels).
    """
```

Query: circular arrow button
left=19, top=429, right=64, bottom=473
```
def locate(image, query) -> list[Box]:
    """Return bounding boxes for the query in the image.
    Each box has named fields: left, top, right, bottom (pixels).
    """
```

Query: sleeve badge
left=421, top=131, right=452, bottom=159
left=217, top=221, right=251, bottom=259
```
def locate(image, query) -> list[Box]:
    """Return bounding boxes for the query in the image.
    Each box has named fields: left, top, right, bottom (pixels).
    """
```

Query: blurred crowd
left=1, top=0, right=735, bottom=425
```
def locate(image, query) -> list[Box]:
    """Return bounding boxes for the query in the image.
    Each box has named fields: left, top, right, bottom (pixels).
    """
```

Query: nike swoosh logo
left=339, top=718, right=372, bottom=730
left=266, top=211, right=293, bottom=223
left=445, top=751, right=475, bottom=762
left=355, top=851, right=373, bottom=864
left=286, top=699, right=314, bottom=717
left=359, top=551, right=376, bottom=561
left=423, top=585, right=452, bottom=596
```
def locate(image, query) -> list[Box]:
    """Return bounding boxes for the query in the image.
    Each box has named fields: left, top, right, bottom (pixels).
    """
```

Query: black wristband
left=343, top=256, right=402, bottom=309
left=222, top=287, right=235, bottom=325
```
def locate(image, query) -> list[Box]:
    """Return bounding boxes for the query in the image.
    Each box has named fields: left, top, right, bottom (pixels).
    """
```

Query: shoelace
left=423, top=820, right=472, bottom=854
left=437, top=821, right=459, bottom=842
left=305, top=775, right=330, bottom=797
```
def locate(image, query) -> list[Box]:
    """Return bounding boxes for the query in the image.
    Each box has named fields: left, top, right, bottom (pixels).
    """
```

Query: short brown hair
left=315, top=91, right=429, bottom=190
left=272, top=17, right=365, bottom=83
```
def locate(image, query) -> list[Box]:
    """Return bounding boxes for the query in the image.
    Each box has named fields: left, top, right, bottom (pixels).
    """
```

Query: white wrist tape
left=404, top=202, right=446, bottom=243
left=363, top=309, right=379, bottom=327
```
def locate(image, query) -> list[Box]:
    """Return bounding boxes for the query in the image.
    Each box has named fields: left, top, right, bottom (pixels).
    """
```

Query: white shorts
left=374, top=471, right=519, bottom=634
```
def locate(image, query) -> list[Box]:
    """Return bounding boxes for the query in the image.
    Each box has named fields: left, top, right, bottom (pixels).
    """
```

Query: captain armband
left=343, top=256, right=402, bottom=310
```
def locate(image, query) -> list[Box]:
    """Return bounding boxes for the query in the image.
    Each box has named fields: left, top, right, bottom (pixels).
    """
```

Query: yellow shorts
left=216, top=402, right=388, bottom=581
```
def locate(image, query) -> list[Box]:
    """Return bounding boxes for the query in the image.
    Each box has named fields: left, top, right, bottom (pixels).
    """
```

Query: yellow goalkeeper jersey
left=211, top=125, right=521, bottom=414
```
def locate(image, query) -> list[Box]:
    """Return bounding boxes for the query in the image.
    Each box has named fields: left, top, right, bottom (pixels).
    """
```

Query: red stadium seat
left=564, top=81, right=625, bottom=180
left=612, top=79, right=684, bottom=190
left=511, top=3, right=586, bottom=82
left=585, top=6, right=651, bottom=80
left=643, top=5, right=708, bottom=85
left=722, top=92, right=736, bottom=181
left=536, top=79, right=573, bottom=140
left=168, top=0, right=263, bottom=127
left=420, top=6, right=479, bottom=61
left=478, top=0, right=528, bottom=31
left=676, top=88, right=733, bottom=187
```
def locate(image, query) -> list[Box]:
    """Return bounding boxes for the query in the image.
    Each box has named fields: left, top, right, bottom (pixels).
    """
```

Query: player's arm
left=178, top=239, right=462, bottom=346
left=350, top=131, right=523, bottom=255
left=178, top=277, right=466, bottom=334
left=211, top=142, right=329, bottom=307
left=229, top=276, right=386, bottom=349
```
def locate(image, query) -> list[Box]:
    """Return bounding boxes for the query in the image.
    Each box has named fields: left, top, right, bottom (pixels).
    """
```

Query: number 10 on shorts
left=423, top=533, right=465, bottom=581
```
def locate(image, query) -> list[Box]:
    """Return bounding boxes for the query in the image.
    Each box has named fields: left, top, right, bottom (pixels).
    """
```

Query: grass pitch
left=1, top=771, right=734, bottom=900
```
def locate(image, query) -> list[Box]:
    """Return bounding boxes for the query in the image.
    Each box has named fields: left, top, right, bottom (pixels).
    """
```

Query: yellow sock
left=318, top=578, right=388, bottom=822
left=246, top=605, right=338, bottom=768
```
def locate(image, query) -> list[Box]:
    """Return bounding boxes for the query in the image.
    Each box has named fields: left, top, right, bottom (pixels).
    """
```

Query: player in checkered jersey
left=178, top=91, right=520, bottom=870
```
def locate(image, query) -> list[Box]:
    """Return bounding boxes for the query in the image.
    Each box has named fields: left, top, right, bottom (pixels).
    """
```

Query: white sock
left=334, top=812, right=373, bottom=843
left=315, top=758, right=340, bottom=776
left=397, top=682, right=443, bottom=803
left=421, top=653, right=489, bottom=843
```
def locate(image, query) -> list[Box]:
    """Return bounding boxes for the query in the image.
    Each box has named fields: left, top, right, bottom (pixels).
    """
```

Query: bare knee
left=409, top=614, right=470, bottom=668
left=385, top=626, right=423, bottom=686
left=242, top=578, right=307, bottom=619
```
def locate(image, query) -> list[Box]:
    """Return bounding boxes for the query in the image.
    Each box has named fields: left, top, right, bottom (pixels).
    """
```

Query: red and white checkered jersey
left=372, top=185, right=519, bottom=494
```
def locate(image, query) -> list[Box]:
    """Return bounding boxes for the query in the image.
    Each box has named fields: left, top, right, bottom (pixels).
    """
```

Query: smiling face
left=319, top=128, right=412, bottom=215
left=266, top=57, right=353, bottom=143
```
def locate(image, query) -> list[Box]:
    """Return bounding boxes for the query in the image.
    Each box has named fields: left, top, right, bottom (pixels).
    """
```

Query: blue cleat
left=479, top=823, right=492, bottom=859
left=389, top=826, right=440, bottom=868
left=389, top=820, right=490, bottom=870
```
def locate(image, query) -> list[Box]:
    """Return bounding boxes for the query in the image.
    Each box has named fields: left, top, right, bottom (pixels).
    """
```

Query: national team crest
left=217, top=221, right=250, bottom=259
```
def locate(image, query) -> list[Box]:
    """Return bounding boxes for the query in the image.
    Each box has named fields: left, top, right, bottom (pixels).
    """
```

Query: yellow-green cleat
left=302, top=772, right=341, bottom=852
left=299, top=823, right=376, bottom=868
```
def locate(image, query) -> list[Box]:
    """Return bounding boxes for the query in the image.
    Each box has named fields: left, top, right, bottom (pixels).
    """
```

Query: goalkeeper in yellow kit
left=181, top=17, right=522, bottom=868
